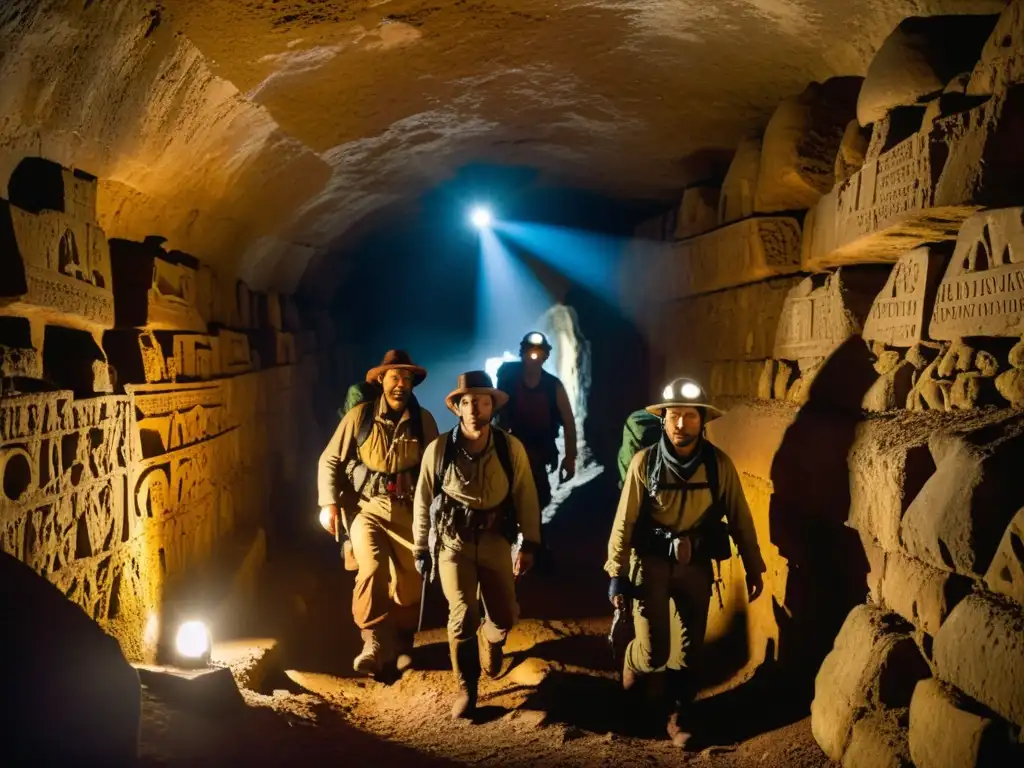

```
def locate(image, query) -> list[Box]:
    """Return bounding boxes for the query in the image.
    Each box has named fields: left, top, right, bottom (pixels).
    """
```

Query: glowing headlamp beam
left=470, top=206, right=493, bottom=229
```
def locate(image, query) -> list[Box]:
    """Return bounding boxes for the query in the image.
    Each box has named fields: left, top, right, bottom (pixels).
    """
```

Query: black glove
left=414, top=552, right=431, bottom=577
left=608, top=576, right=630, bottom=605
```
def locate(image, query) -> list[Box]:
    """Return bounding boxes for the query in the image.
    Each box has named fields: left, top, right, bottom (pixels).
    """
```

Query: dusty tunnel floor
left=138, top=473, right=837, bottom=767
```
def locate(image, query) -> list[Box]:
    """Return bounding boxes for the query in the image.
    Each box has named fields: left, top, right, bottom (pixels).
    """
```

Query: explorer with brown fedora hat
left=605, top=376, right=766, bottom=749
left=412, top=370, right=541, bottom=720
left=317, top=349, right=438, bottom=678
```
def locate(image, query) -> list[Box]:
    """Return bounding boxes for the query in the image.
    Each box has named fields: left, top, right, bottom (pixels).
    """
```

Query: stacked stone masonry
left=0, top=158, right=316, bottom=663
left=624, top=6, right=1024, bottom=765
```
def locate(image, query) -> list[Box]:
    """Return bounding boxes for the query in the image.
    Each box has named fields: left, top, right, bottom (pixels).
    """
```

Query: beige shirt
left=413, top=428, right=541, bottom=554
left=317, top=398, right=439, bottom=513
left=604, top=444, right=765, bottom=578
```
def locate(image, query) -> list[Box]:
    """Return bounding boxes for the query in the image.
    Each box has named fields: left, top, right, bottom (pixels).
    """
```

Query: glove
left=414, top=552, right=431, bottom=577
left=608, top=576, right=630, bottom=605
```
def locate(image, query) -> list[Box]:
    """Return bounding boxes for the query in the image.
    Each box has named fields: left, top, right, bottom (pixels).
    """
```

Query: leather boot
left=395, top=629, right=416, bottom=673
left=353, top=629, right=383, bottom=676
left=478, top=628, right=504, bottom=678
left=666, top=710, right=693, bottom=749
left=450, top=638, right=480, bottom=719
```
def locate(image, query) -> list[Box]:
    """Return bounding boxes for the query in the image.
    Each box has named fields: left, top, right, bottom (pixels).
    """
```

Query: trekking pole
left=713, top=560, right=724, bottom=610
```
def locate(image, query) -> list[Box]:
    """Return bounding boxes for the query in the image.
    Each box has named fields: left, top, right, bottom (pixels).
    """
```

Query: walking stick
left=417, top=571, right=428, bottom=633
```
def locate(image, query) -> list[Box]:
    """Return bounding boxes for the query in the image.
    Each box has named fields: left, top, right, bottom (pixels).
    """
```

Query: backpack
left=617, top=408, right=663, bottom=487
left=338, top=381, right=381, bottom=420
left=494, top=361, right=563, bottom=444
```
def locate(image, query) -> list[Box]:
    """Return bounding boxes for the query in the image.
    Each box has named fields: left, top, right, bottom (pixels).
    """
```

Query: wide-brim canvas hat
left=365, top=349, right=427, bottom=386
left=445, top=370, right=510, bottom=415
left=645, top=377, right=725, bottom=420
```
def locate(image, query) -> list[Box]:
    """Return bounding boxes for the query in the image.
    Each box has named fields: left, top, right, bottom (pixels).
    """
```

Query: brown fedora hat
left=365, top=349, right=427, bottom=386
left=445, top=370, right=510, bottom=414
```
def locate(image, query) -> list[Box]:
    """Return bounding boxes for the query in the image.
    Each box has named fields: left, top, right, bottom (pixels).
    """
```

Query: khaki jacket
left=412, top=428, right=541, bottom=555
left=604, top=443, right=766, bottom=578
left=317, top=398, right=439, bottom=517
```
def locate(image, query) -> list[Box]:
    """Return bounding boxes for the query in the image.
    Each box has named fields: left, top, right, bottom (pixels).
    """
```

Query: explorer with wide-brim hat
left=365, top=349, right=427, bottom=385
left=445, top=370, right=509, bottom=414
left=413, top=369, right=542, bottom=722
left=644, top=377, right=724, bottom=420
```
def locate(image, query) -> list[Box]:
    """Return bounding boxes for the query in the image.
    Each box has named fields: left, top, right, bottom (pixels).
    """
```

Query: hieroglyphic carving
left=0, top=159, right=114, bottom=334
left=108, top=238, right=206, bottom=332
left=664, top=217, right=802, bottom=299
left=0, top=392, right=129, bottom=624
left=802, top=88, right=1024, bottom=270
left=863, top=247, right=949, bottom=346
left=930, top=208, right=1024, bottom=339
left=774, top=269, right=886, bottom=361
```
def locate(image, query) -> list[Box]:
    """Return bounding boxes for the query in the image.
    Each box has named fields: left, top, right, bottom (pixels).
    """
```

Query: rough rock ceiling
left=0, top=0, right=1007, bottom=296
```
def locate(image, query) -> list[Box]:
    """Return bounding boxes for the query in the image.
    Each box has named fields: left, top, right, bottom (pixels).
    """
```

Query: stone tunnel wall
left=623, top=5, right=1024, bottom=764
left=0, top=157, right=318, bottom=663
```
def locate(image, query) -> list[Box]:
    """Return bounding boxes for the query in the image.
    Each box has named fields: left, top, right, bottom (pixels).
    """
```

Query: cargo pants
left=438, top=529, right=519, bottom=645
left=348, top=496, right=421, bottom=633
left=625, top=554, right=715, bottom=699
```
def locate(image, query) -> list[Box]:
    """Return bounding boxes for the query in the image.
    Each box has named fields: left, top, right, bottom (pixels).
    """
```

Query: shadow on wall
left=0, top=550, right=142, bottom=764
left=768, top=335, right=876, bottom=700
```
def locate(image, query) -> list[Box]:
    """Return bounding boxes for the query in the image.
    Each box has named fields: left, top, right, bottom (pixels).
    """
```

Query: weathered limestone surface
left=108, top=238, right=206, bottom=333
left=841, top=709, right=911, bottom=768
left=880, top=551, right=972, bottom=636
left=968, top=0, right=1024, bottom=96
left=811, top=604, right=929, bottom=761
left=674, top=185, right=719, bottom=239
left=985, top=507, right=1024, bottom=605
left=901, top=423, right=1024, bottom=576
left=654, top=276, right=803, bottom=368
left=909, top=678, right=1019, bottom=768
left=773, top=269, right=886, bottom=362
left=933, top=592, right=1024, bottom=728
left=719, top=137, right=762, bottom=226
left=856, top=15, right=997, bottom=126
left=836, top=120, right=870, bottom=185
left=802, top=86, right=1024, bottom=271
left=663, top=217, right=801, bottom=299
left=862, top=247, right=949, bottom=347
left=929, top=207, right=1024, bottom=339
left=756, top=77, right=862, bottom=214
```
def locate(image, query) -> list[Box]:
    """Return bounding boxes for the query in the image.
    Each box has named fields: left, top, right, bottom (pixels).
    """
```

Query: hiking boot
left=666, top=711, right=693, bottom=749
left=353, top=629, right=387, bottom=676
left=479, top=630, right=504, bottom=678
left=450, top=638, right=480, bottom=720
left=395, top=630, right=416, bottom=673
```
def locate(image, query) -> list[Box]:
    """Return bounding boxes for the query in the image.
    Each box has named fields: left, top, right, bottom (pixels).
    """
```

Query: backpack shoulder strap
left=407, top=394, right=424, bottom=446
left=702, top=442, right=720, bottom=504
left=434, top=427, right=458, bottom=498
left=492, top=428, right=515, bottom=490
left=355, top=400, right=376, bottom=448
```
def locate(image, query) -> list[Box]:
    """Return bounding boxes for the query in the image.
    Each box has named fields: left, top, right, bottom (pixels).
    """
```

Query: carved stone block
left=719, top=136, right=762, bottom=226
left=774, top=269, right=886, bottom=362
left=654, top=276, right=803, bottom=364
left=755, top=77, right=862, bottom=214
left=236, top=281, right=253, bottom=330
left=664, top=217, right=802, bottom=299
left=968, top=0, right=1024, bottom=96
left=0, top=316, right=43, bottom=380
left=863, top=247, right=949, bottom=347
left=108, top=238, right=206, bottom=333
left=282, top=295, right=301, bottom=332
left=984, top=507, right=1024, bottom=606
left=929, top=208, right=1024, bottom=339
left=803, top=87, right=1024, bottom=270
left=7, top=157, right=100, bottom=224
left=248, top=329, right=296, bottom=368
left=0, top=182, right=115, bottom=332
left=259, top=292, right=283, bottom=331
left=674, top=185, right=719, bottom=239
left=216, top=329, right=251, bottom=375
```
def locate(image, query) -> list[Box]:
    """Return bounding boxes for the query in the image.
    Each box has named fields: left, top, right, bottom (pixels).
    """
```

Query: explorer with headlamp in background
left=605, top=377, right=766, bottom=749
left=494, top=331, right=577, bottom=553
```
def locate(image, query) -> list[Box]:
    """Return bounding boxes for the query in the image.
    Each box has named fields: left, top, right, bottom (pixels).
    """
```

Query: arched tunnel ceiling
left=0, top=0, right=1007, bottom=298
